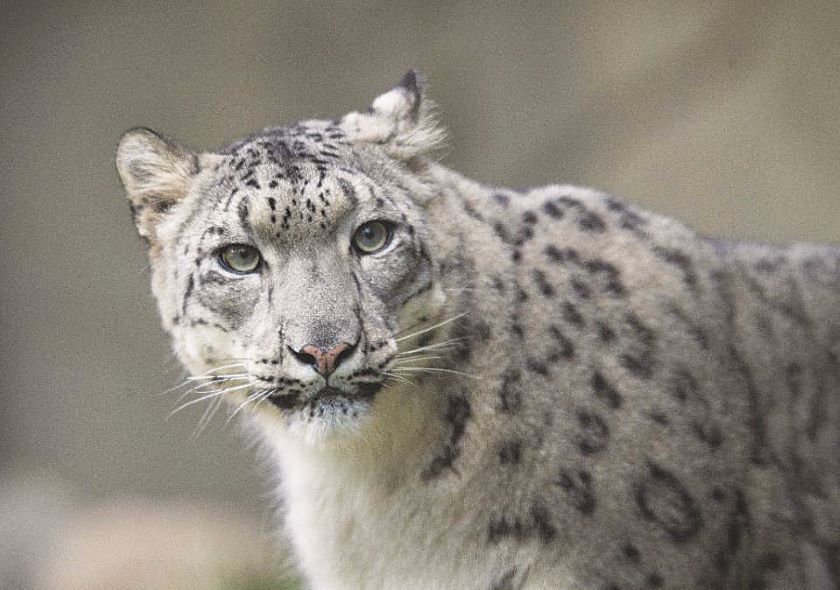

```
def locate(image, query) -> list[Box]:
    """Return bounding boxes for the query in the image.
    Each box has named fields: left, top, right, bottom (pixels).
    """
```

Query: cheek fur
left=359, top=238, right=430, bottom=304
left=194, top=279, right=261, bottom=330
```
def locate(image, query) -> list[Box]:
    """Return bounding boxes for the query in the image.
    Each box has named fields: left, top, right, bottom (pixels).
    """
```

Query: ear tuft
left=395, top=68, right=421, bottom=118
left=341, top=69, right=446, bottom=160
left=116, top=128, right=197, bottom=240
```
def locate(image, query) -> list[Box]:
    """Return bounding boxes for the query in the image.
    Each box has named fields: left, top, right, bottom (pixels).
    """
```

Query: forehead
left=200, top=122, right=380, bottom=243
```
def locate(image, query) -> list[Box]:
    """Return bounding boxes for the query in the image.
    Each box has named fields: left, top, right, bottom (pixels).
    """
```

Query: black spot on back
left=578, top=211, right=606, bottom=232
left=561, top=300, right=585, bottom=328
left=548, top=325, right=575, bottom=359
left=542, top=200, right=564, bottom=219
left=591, top=371, right=622, bottom=409
left=487, top=502, right=556, bottom=545
left=646, top=572, right=664, bottom=588
left=532, top=269, right=555, bottom=297
left=620, top=313, right=656, bottom=379
left=498, top=440, right=522, bottom=464
left=634, top=461, right=703, bottom=543
left=555, top=468, right=596, bottom=514
left=576, top=410, right=609, bottom=454
left=653, top=246, right=698, bottom=291
left=489, top=567, right=518, bottom=590
left=499, top=370, right=522, bottom=412
left=583, top=259, right=625, bottom=297
left=621, top=543, right=640, bottom=562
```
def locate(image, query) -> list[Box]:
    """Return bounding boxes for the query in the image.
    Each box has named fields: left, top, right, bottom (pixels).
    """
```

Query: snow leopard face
left=117, top=71, right=448, bottom=437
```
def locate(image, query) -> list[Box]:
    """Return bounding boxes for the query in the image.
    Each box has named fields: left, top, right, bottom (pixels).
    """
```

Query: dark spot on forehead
left=492, top=192, right=510, bottom=206
left=336, top=177, right=358, bottom=207
left=237, top=198, right=250, bottom=229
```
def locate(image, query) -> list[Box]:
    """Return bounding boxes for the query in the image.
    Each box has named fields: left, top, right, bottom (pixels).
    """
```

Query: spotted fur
left=118, top=71, right=840, bottom=589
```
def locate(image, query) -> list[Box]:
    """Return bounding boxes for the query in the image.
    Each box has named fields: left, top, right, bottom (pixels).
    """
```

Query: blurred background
left=2, top=1, right=839, bottom=587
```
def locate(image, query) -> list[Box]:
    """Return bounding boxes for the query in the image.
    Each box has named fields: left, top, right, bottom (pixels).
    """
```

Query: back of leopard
left=116, top=70, right=840, bottom=589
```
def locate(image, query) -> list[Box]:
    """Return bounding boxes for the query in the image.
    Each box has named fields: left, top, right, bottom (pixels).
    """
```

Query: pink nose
left=294, top=342, right=355, bottom=377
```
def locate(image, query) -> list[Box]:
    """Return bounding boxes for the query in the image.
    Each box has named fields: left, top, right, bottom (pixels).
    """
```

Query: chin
left=250, top=383, right=383, bottom=445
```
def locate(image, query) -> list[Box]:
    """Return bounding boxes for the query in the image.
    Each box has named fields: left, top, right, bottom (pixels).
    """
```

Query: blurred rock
left=0, top=473, right=298, bottom=590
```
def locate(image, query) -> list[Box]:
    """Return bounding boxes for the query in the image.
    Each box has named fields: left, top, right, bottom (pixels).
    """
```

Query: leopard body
left=117, top=71, right=840, bottom=589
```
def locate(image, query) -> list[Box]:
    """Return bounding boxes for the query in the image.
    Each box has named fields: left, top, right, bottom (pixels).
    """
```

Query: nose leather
left=299, top=342, right=354, bottom=377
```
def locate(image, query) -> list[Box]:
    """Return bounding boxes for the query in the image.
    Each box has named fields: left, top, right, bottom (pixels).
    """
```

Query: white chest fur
left=257, top=385, right=511, bottom=589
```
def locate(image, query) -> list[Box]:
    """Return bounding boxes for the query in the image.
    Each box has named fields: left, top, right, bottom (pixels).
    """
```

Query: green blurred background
left=2, top=1, right=839, bottom=587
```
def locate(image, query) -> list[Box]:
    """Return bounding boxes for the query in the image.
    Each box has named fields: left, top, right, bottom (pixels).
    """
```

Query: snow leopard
left=116, top=70, right=840, bottom=589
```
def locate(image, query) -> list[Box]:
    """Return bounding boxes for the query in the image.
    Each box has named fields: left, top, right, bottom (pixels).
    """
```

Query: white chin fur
left=249, top=397, right=374, bottom=447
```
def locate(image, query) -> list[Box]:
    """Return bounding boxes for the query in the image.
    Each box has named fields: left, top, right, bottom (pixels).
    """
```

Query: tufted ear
left=341, top=69, right=446, bottom=160
left=116, top=127, right=198, bottom=241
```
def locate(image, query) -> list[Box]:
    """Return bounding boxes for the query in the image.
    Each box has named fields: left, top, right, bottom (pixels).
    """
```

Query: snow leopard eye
left=352, top=221, right=392, bottom=254
left=218, top=244, right=262, bottom=273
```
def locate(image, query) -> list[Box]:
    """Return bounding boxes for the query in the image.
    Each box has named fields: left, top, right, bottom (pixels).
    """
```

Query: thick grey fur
left=116, top=71, right=840, bottom=589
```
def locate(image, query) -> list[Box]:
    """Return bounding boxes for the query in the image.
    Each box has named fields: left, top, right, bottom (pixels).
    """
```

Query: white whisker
left=192, top=394, right=226, bottom=439
left=169, top=382, right=254, bottom=418
left=169, top=390, right=229, bottom=418
left=189, top=363, right=248, bottom=378
left=228, top=392, right=259, bottom=422
left=252, top=390, right=274, bottom=409
left=395, top=312, right=467, bottom=343
left=396, top=337, right=465, bottom=357
left=157, top=369, right=247, bottom=398
left=227, top=388, right=272, bottom=423
left=391, top=366, right=473, bottom=378
left=381, top=371, right=417, bottom=387
left=393, top=355, right=445, bottom=365
left=156, top=378, right=195, bottom=397
left=175, top=376, right=249, bottom=402
left=186, top=372, right=250, bottom=382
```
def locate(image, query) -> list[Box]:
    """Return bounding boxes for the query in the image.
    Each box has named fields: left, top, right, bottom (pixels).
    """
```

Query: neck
left=257, top=378, right=448, bottom=493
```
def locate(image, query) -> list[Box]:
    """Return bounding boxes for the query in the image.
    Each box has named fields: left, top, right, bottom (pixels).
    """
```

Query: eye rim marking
left=217, top=243, right=263, bottom=274
left=352, top=220, right=394, bottom=255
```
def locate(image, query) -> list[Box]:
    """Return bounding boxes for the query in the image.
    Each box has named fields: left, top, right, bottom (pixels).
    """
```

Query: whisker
left=393, top=355, right=445, bottom=365
left=169, top=382, right=255, bottom=417
left=175, top=376, right=249, bottom=402
left=396, top=337, right=465, bottom=357
left=156, top=378, right=195, bottom=397
left=227, top=388, right=271, bottom=423
left=155, top=361, right=252, bottom=407
left=381, top=371, right=417, bottom=387
left=395, top=312, right=467, bottom=343
left=394, top=311, right=465, bottom=338
left=391, top=366, right=473, bottom=378
left=395, top=318, right=425, bottom=337
left=186, top=372, right=250, bottom=382
left=169, top=390, right=229, bottom=418
left=192, top=394, right=226, bottom=438
left=225, top=388, right=274, bottom=425
left=252, top=389, right=275, bottom=408
left=189, top=363, right=248, bottom=378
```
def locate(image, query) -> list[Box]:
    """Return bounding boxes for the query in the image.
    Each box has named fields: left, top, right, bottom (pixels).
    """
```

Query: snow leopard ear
left=116, top=127, right=198, bottom=241
left=341, top=69, right=446, bottom=160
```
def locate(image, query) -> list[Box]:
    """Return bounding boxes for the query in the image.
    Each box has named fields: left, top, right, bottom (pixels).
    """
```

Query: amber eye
left=352, top=221, right=392, bottom=254
left=218, top=244, right=261, bottom=273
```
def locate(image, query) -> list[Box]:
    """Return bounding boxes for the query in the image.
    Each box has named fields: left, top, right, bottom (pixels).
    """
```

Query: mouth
left=266, top=382, right=383, bottom=411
